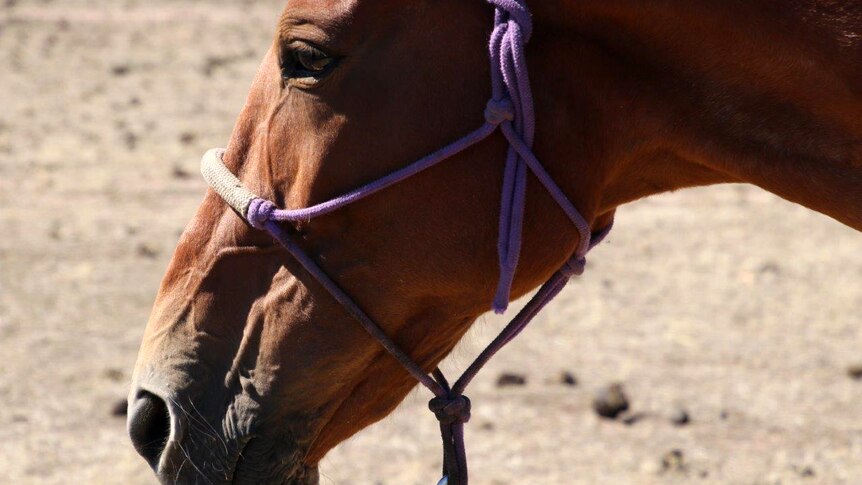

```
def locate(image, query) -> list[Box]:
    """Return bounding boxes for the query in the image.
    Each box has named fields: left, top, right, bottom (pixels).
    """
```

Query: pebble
left=847, top=364, right=862, bottom=380
left=495, top=372, right=527, bottom=388
left=172, top=165, right=192, bottom=179
left=670, top=407, right=690, bottom=426
left=124, top=131, right=138, bottom=150
left=621, top=412, right=646, bottom=426
left=48, top=221, right=62, bottom=240
left=558, top=371, right=578, bottom=387
left=794, top=465, right=816, bottom=478
left=660, top=449, right=686, bottom=473
left=592, top=383, right=630, bottom=419
left=102, top=368, right=125, bottom=382
left=758, top=262, right=781, bottom=274
left=179, top=131, right=198, bottom=145
left=111, top=398, right=128, bottom=418
left=137, top=244, right=159, bottom=259
left=111, top=64, right=130, bottom=76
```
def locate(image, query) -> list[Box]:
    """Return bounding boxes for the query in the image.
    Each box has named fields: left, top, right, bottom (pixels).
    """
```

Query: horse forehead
left=281, top=0, right=416, bottom=33
left=281, top=0, right=361, bottom=26
left=286, top=0, right=356, bottom=10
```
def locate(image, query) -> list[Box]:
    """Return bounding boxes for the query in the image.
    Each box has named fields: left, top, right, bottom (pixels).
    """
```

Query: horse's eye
left=281, top=45, right=337, bottom=84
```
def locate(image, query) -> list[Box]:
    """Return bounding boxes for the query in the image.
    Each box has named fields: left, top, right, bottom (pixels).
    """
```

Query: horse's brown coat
left=131, top=1, right=861, bottom=483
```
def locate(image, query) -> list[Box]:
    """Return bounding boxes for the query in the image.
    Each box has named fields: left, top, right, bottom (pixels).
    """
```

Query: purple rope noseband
left=201, top=1, right=612, bottom=484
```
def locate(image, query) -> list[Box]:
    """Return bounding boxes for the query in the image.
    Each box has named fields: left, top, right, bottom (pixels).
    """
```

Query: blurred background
left=0, top=1, right=860, bottom=484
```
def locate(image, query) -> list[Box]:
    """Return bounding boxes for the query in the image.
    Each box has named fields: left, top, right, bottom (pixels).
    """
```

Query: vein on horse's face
left=262, top=83, right=289, bottom=195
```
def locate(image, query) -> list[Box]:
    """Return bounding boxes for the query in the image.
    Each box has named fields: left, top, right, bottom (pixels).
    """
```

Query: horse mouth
left=152, top=431, right=316, bottom=485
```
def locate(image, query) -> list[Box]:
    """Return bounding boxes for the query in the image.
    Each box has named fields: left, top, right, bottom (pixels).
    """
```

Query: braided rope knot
left=428, top=395, right=472, bottom=425
left=247, top=198, right=277, bottom=230
left=561, top=256, right=587, bottom=278
left=489, top=0, right=534, bottom=41
left=484, top=98, right=515, bottom=125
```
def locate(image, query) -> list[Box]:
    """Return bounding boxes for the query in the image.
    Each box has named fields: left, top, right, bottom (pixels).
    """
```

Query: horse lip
left=153, top=421, right=252, bottom=484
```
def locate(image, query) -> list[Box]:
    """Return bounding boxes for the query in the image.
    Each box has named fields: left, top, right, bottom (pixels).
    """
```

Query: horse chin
left=231, top=438, right=320, bottom=485
left=231, top=468, right=319, bottom=485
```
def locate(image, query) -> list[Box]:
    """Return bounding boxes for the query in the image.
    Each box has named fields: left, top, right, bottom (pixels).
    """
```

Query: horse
left=128, top=1, right=861, bottom=484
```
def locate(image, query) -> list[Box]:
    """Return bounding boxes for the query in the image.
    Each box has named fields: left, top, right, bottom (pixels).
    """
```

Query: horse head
left=129, top=1, right=591, bottom=483
left=129, top=1, right=860, bottom=483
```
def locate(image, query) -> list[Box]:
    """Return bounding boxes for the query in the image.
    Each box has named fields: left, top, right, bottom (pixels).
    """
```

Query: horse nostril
left=128, top=390, right=172, bottom=468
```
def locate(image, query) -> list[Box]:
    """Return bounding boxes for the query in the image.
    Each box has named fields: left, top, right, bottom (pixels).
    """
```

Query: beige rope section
left=200, top=148, right=258, bottom=216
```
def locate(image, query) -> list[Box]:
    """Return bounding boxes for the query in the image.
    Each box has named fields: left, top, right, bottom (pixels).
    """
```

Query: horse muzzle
left=127, top=382, right=317, bottom=485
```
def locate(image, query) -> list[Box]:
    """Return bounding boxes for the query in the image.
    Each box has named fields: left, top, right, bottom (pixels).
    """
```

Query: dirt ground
left=1, top=2, right=860, bottom=484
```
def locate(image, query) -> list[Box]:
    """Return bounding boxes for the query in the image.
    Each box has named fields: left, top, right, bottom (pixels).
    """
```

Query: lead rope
left=203, top=1, right=613, bottom=484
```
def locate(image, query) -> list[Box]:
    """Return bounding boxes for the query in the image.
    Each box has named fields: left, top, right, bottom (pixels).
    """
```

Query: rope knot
left=484, top=98, right=515, bottom=125
left=489, top=0, right=534, bottom=42
left=429, top=395, right=472, bottom=425
left=247, top=198, right=277, bottom=230
left=561, top=256, right=586, bottom=278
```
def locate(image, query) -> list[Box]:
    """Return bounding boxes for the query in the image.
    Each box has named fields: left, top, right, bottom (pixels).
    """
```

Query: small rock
left=202, top=55, right=236, bottom=77
left=48, top=221, right=62, bottom=240
left=847, top=364, right=862, bottom=380
left=172, top=165, right=192, bottom=179
left=111, top=64, right=130, bottom=76
left=558, top=371, right=578, bottom=387
left=479, top=421, right=495, bottom=431
left=496, top=372, right=527, bottom=388
left=758, top=262, right=781, bottom=275
left=794, top=465, right=815, bottom=478
left=179, top=131, right=197, bottom=145
left=124, top=131, right=138, bottom=150
left=621, top=411, right=647, bottom=426
left=593, top=383, right=630, bottom=419
left=136, top=244, right=159, bottom=259
left=670, top=408, right=690, bottom=426
left=660, top=449, right=686, bottom=473
left=111, top=398, right=128, bottom=418
left=103, top=368, right=124, bottom=382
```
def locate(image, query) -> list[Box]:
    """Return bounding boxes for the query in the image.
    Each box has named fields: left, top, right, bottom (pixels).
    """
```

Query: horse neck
left=529, top=0, right=862, bottom=231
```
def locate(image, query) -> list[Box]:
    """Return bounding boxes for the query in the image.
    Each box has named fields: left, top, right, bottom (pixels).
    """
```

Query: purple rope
left=231, top=1, right=613, bottom=484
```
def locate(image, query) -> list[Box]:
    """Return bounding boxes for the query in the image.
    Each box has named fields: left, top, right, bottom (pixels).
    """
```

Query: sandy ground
left=1, top=2, right=861, bottom=484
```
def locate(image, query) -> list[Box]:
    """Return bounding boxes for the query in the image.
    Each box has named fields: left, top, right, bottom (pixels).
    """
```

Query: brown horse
left=129, top=1, right=861, bottom=483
